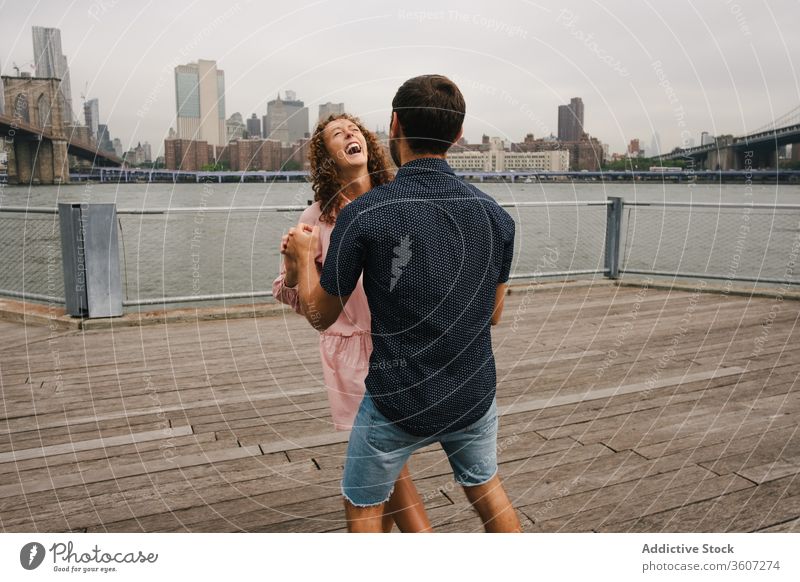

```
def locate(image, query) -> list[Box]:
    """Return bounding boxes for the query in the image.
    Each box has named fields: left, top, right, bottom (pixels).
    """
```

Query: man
left=283, top=74, right=520, bottom=533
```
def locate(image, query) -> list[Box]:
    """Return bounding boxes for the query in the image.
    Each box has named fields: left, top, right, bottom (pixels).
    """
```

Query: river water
left=1, top=181, right=798, bottom=309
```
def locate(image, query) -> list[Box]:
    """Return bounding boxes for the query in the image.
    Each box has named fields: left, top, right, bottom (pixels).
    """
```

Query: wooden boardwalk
left=1, top=280, right=798, bottom=533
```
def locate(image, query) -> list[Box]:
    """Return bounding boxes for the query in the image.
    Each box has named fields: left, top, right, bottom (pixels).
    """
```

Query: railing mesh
left=117, top=209, right=304, bottom=306
left=0, top=211, right=64, bottom=301
left=504, top=203, right=607, bottom=279
left=620, top=204, right=800, bottom=284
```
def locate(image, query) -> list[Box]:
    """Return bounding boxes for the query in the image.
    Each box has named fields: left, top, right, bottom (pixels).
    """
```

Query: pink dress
left=272, top=201, right=373, bottom=430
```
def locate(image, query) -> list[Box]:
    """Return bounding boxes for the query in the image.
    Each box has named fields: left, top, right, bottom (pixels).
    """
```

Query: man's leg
left=344, top=499, right=387, bottom=533
left=383, top=463, right=433, bottom=532
left=462, top=474, right=521, bottom=533
left=341, top=395, right=421, bottom=532
left=441, top=398, right=520, bottom=532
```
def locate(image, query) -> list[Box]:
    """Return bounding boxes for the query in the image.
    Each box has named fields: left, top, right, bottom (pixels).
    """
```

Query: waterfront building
left=96, top=124, right=113, bottom=153
left=226, top=138, right=283, bottom=171
left=174, top=60, right=225, bottom=147
left=447, top=137, right=570, bottom=172
left=557, top=97, right=584, bottom=142
left=264, top=92, right=308, bottom=145
left=226, top=112, right=245, bottom=143
left=83, top=98, right=99, bottom=139
left=246, top=113, right=261, bottom=138
left=164, top=138, right=211, bottom=170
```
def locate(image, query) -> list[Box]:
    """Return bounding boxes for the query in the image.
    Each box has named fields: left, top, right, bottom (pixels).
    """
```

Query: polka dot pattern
left=320, top=157, right=515, bottom=436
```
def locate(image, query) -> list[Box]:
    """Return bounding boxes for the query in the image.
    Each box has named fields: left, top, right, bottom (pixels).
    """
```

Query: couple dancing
left=273, top=75, right=520, bottom=533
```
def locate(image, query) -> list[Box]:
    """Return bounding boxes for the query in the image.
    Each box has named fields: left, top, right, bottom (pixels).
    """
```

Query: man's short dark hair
left=391, top=75, right=465, bottom=155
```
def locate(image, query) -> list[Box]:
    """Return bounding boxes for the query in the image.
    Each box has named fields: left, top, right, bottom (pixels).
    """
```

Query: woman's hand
left=280, top=232, right=299, bottom=287
left=282, top=223, right=318, bottom=286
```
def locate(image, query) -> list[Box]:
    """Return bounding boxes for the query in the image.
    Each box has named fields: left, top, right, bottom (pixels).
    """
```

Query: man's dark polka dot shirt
left=320, top=157, right=515, bottom=436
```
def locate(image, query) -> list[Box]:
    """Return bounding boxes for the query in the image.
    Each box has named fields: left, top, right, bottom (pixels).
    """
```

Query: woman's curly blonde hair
left=308, top=113, right=394, bottom=224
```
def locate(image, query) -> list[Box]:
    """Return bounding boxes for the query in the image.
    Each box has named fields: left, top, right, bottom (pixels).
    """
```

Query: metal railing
left=113, top=200, right=610, bottom=309
left=617, top=201, right=800, bottom=286
left=1, top=198, right=798, bottom=318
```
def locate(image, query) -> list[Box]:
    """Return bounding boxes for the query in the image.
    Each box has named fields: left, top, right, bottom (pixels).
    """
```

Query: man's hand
left=283, top=223, right=317, bottom=262
left=281, top=223, right=347, bottom=331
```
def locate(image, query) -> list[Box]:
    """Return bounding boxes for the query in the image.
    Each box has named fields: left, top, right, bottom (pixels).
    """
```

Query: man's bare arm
left=491, top=283, right=508, bottom=325
left=297, top=267, right=349, bottom=331
left=290, top=227, right=349, bottom=331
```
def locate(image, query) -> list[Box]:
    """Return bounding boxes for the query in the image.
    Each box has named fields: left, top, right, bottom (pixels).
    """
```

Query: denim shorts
left=341, top=394, right=499, bottom=507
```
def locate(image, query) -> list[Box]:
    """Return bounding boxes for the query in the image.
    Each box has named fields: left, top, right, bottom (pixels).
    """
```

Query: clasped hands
left=280, top=223, right=320, bottom=287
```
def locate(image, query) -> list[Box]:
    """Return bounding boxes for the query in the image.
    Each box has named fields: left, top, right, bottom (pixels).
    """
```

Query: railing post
left=58, top=203, right=123, bottom=318
left=604, top=197, right=623, bottom=279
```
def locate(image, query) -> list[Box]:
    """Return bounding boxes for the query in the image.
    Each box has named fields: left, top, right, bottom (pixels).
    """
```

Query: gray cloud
left=1, top=0, right=797, bottom=156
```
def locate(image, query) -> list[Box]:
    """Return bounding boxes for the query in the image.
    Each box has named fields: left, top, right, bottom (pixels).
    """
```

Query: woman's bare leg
left=382, top=464, right=433, bottom=532
left=462, top=474, right=521, bottom=532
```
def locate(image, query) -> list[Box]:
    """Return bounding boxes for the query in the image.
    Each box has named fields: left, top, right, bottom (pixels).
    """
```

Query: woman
left=273, top=113, right=432, bottom=533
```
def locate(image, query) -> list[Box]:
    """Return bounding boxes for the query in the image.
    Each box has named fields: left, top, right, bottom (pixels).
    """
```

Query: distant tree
left=200, top=161, right=230, bottom=171
left=281, top=160, right=302, bottom=171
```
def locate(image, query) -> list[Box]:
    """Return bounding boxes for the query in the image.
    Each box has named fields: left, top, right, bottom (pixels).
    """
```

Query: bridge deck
left=0, top=280, right=798, bottom=533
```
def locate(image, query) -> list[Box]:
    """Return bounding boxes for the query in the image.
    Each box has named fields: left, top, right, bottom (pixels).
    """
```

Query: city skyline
left=0, top=1, right=797, bottom=157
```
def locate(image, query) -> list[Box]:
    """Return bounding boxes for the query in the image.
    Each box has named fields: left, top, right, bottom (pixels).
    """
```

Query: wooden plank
left=757, top=517, right=800, bottom=532
left=500, top=367, right=745, bottom=419
left=736, top=455, right=800, bottom=484
left=0, top=444, right=263, bottom=499
left=0, top=426, right=192, bottom=463
left=536, top=474, right=753, bottom=532
left=597, top=474, right=800, bottom=532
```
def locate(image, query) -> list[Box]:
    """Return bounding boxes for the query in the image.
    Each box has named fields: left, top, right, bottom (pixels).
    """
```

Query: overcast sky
left=2, top=0, right=798, bottom=156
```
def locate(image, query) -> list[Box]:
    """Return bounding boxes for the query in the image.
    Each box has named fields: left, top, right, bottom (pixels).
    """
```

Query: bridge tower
left=706, top=135, right=739, bottom=170
left=2, top=76, right=69, bottom=184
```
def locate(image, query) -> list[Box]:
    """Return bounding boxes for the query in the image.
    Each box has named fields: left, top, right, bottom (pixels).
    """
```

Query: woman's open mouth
left=345, top=142, right=363, bottom=156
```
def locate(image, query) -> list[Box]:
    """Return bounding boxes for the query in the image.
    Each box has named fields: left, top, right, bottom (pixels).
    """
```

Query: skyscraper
left=96, top=124, right=113, bottom=153
left=557, top=97, right=584, bottom=142
left=226, top=112, right=245, bottom=142
left=318, top=102, right=345, bottom=122
left=174, top=59, right=226, bottom=147
left=32, top=26, right=74, bottom=124
left=83, top=98, right=99, bottom=139
left=246, top=113, right=261, bottom=138
left=265, top=92, right=308, bottom=145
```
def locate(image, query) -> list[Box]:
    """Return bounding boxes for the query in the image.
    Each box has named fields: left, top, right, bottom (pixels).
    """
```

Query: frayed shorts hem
left=341, top=484, right=395, bottom=508
left=457, top=466, right=498, bottom=488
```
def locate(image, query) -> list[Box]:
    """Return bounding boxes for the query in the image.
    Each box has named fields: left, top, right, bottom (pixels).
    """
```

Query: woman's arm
left=272, top=252, right=305, bottom=315
left=272, top=208, right=321, bottom=315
